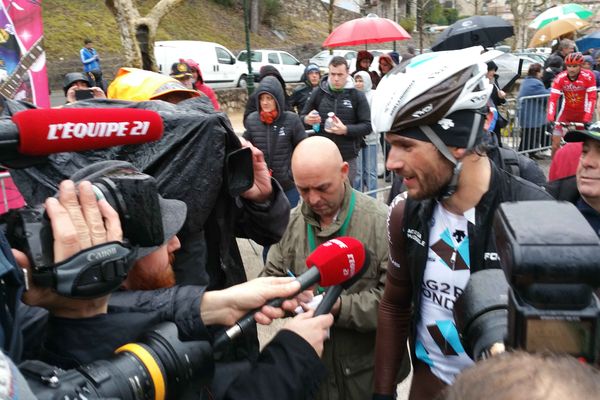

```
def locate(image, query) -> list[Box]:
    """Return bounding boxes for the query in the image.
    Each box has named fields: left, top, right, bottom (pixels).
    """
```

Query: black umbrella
left=431, top=16, right=514, bottom=51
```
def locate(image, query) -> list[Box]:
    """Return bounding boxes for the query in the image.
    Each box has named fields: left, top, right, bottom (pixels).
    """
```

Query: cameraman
left=7, top=177, right=332, bottom=398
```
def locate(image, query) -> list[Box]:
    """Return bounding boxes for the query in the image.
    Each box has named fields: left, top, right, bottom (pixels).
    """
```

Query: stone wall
left=214, top=87, right=248, bottom=114
left=215, top=83, right=302, bottom=113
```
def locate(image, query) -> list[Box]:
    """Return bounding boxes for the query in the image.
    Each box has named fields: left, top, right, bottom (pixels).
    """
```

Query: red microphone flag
left=305, top=236, right=366, bottom=287
left=12, top=108, right=164, bottom=156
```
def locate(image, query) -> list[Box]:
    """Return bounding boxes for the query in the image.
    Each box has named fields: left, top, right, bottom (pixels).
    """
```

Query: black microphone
left=213, top=237, right=367, bottom=351
left=314, top=249, right=371, bottom=316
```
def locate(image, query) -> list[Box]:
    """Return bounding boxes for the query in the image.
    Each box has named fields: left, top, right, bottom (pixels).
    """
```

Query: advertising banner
left=0, top=0, right=48, bottom=108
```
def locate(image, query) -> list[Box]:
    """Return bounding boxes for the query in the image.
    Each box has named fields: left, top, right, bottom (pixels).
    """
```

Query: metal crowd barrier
left=500, top=93, right=551, bottom=155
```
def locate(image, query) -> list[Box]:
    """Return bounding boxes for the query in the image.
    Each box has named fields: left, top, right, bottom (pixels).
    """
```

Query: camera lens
left=25, top=322, right=214, bottom=400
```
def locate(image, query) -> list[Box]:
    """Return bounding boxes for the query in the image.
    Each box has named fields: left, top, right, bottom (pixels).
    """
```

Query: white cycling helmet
left=371, top=46, right=494, bottom=197
left=371, top=46, right=492, bottom=134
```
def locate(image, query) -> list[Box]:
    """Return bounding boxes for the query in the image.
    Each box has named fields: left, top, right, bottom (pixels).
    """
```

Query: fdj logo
left=484, top=252, right=500, bottom=261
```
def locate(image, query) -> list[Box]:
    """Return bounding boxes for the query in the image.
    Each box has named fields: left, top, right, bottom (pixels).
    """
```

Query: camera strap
left=32, top=241, right=137, bottom=298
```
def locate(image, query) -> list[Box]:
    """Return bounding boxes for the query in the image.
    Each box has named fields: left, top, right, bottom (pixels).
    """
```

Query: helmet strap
left=419, top=112, right=482, bottom=199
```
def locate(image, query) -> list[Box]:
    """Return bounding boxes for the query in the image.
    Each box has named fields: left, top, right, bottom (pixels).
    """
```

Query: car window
left=216, top=47, right=234, bottom=64
left=315, top=51, right=328, bottom=59
left=250, top=51, right=262, bottom=62
left=281, top=52, right=298, bottom=65
left=268, top=52, right=280, bottom=64
left=345, top=52, right=356, bottom=60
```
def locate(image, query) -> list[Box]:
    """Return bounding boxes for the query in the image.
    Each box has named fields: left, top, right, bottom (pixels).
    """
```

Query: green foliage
left=425, top=2, right=447, bottom=25
left=443, top=8, right=459, bottom=25
left=263, top=0, right=282, bottom=27
left=399, top=17, right=416, bottom=33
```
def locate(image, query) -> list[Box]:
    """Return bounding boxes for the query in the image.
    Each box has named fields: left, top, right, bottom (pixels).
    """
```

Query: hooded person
left=243, top=75, right=307, bottom=207
left=378, top=53, right=396, bottom=78
left=351, top=50, right=380, bottom=89
left=243, top=65, right=292, bottom=122
left=353, top=70, right=379, bottom=196
left=181, top=58, right=221, bottom=111
left=290, top=63, right=321, bottom=113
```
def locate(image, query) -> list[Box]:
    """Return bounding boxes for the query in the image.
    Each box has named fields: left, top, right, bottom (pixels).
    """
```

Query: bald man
left=261, top=137, right=405, bottom=400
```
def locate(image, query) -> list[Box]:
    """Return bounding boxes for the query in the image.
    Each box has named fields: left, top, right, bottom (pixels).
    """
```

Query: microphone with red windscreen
left=213, top=236, right=367, bottom=351
left=0, top=108, right=163, bottom=167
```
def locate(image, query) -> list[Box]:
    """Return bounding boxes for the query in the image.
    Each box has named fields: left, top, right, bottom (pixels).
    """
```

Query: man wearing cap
left=170, top=61, right=195, bottom=90
left=62, top=72, right=105, bottom=104
left=369, top=47, right=552, bottom=399
left=546, top=123, right=600, bottom=237
left=289, top=63, right=321, bottom=114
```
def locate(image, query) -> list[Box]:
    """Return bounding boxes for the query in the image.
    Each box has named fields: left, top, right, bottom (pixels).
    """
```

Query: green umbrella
left=529, top=3, right=593, bottom=30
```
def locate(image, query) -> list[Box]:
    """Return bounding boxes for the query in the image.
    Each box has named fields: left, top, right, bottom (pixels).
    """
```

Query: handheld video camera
left=454, top=201, right=600, bottom=363
left=21, top=322, right=214, bottom=400
left=0, top=167, right=166, bottom=298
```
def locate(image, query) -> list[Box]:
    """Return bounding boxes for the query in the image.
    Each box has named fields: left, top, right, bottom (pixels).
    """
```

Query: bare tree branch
left=147, top=0, right=185, bottom=22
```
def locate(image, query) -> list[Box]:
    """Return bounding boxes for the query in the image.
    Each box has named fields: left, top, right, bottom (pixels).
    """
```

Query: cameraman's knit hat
left=70, top=160, right=187, bottom=259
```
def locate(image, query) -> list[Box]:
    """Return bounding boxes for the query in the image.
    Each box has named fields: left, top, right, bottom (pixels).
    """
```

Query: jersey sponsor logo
left=407, top=228, right=425, bottom=247
left=483, top=252, right=499, bottom=261
left=422, top=279, right=464, bottom=311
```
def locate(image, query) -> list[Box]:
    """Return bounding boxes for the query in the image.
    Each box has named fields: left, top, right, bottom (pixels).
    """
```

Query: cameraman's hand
left=239, top=137, right=272, bottom=203
left=13, top=180, right=122, bottom=313
left=49, top=180, right=122, bottom=261
left=282, top=310, right=333, bottom=357
left=200, top=277, right=303, bottom=326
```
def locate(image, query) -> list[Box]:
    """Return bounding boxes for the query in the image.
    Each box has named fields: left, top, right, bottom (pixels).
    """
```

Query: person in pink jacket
left=181, top=58, right=221, bottom=111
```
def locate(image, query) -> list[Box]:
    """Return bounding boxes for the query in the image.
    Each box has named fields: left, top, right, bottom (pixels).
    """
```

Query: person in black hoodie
left=243, top=65, right=291, bottom=122
left=243, top=76, right=307, bottom=208
left=289, top=63, right=321, bottom=114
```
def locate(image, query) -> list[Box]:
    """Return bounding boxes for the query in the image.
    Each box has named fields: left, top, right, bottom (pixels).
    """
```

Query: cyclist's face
left=385, top=134, right=454, bottom=200
left=577, top=139, right=600, bottom=203
left=566, top=64, right=581, bottom=78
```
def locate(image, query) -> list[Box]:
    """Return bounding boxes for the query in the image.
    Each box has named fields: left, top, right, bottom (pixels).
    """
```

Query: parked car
left=309, top=49, right=357, bottom=74
left=513, top=52, right=548, bottom=65
left=154, top=40, right=246, bottom=88
left=494, top=52, right=537, bottom=90
left=237, top=49, right=305, bottom=83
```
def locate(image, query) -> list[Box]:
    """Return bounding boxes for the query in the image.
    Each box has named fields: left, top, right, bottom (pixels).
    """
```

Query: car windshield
left=239, top=51, right=262, bottom=62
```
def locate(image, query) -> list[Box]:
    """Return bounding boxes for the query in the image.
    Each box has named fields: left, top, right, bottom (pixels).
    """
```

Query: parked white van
left=154, top=40, right=247, bottom=89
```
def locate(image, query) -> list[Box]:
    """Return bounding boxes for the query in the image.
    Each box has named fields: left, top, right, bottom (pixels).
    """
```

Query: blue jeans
left=353, top=144, right=378, bottom=198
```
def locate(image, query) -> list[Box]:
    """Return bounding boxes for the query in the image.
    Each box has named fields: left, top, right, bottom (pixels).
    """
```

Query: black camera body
left=21, top=322, right=214, bottom=400
left=454, top=201, right=600, bottom=362
left=0, top=169, right=166, bottom=298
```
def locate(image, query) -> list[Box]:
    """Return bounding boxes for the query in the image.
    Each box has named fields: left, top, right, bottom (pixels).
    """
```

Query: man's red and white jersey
left=547, top=69, right=597, bottom=123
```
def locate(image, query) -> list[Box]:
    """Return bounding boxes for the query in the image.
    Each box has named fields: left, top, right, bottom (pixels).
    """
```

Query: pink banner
left=0, top=0, right=49, bottom=108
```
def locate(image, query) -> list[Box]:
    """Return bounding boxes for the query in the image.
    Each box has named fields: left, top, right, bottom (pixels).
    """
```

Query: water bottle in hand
left=310, top=110, right=320, bottom=133
left=325, top=112, right=335, bottom=131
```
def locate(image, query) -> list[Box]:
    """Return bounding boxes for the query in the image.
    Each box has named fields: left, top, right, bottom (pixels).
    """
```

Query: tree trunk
left=105, top=0, right=185, bottom=71
left=250, top=0, right=260, bottom=33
